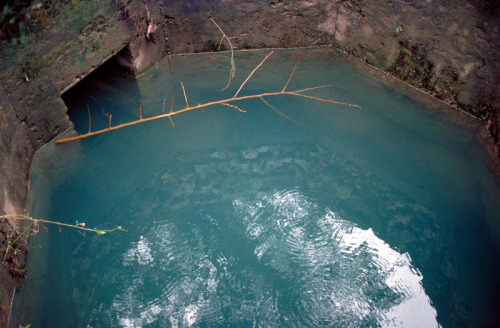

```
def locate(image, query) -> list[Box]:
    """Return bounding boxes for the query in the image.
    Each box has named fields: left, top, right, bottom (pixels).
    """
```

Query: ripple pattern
left=87, top=188, right=438, bottom=327
left=233, top=189, right=439, bottom=327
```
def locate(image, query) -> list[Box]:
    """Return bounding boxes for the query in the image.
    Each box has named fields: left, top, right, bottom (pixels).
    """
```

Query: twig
left=210, top=18, right=235, bottom=90
left=234, top=51, right=274, bottom=99
left=221, top=103, right=246, bottom=113
left=290, top=93, right=361, bottom=108
left=181, top=82, right=189, bottom=108
left=169, top=92, right=175, bottom=128
left=259, top=96, right=300, bottom=126
left=87, top=104, right=91, bottom=133
left=290, top=85, right=342, bottom=93
left=282, top=57, right=302, bottom=92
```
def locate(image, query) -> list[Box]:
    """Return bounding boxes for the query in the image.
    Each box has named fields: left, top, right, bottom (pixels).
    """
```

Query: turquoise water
left=15, top=49, right=500, bottom=327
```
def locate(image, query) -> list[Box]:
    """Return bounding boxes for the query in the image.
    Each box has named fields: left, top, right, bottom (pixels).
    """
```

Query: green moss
left=19, top=53, right=55, bottom=82
left=80, top=46, right=89, bottom=62
left=372, top=52, right=391, bottom=71
left=18, top=34, right=28, bottom=45
left=431, top=66, right=459, bottom=102
left=389, top=46, right=434, bottom=89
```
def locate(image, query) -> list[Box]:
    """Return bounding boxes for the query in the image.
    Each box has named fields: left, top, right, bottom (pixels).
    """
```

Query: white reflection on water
left=98, top=189, right=439, bottom=327
left=234, top=189, right=440, bottom=327
left=122, top=236, right=154, bottom=266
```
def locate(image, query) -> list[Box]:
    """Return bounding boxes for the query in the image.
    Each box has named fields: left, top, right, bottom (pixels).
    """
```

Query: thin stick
left=290, top=85, right=341, bottom=93
left=221, top=103, right=246, bottom=113
left=282, top=57, right=302, bottom=92
left=109, top=114, right=112, bottom=128
left=217, top=36, right=225, bottom=50
left=210, top=18, right=235, bottom=90
left=169, top=92, right=175, bottom=127
left=87, top=104, right=91, bottom=133
left=234, top=51, right=274, bottom=99
left=181, top=82, right=189, bottom=108
left=290, top=93, right=361, bottom=108
left=260, top=96, right=300, bottom=125
left=162, top=98, right=166, bottom=115
left=140, top=105, right=142, bottom=119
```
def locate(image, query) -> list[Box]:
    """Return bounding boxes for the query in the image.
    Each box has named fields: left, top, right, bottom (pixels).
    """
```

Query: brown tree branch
left=56, top=52, right=360, bottom=144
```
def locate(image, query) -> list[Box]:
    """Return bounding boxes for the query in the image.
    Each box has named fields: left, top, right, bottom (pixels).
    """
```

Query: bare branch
left=289, top=93, right=361, bottom=108
left=56, top=54, right=361, bottom=144
left=282, top=56, right=302, bottom=92
left=169, top=93, right=175, bottom=128
left=210, top=18, right=235, bottom=90
left=289, top=84, right=342, bottom=94
left=181, top=82, right=189, bottom=108
left=56, top=86, right=359, bottom=144
left=234, top=51, right=274, bottom=99
left=221, top=103, right=246, bottom=113
left=260, top=96, right=301, bottom=126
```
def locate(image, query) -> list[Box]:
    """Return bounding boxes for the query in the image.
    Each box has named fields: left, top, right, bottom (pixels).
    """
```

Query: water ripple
left=234, top=189, right=440, bottom=327
left=89, top=189, right=439, bottom=327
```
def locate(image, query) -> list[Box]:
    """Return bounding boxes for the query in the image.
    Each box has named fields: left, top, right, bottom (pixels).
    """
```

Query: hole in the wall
left=61, top=47, right=141, bottom=134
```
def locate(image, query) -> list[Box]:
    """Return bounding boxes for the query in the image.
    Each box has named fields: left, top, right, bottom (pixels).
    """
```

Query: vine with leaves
left=0, top=214, right=126, bottom=280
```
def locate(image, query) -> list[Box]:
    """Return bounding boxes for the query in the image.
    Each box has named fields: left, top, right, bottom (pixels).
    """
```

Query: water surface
left=16, top=49, right=500, bottom=327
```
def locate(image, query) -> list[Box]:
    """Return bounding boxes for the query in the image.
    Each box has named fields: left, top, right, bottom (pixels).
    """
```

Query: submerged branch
left=87, top=104, right=91, bottom=133
left=289, top=93, right=361, bottom=108
left=259, top=96, right=302, bottom=126
left=181, top=82, right=189, bottom=108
